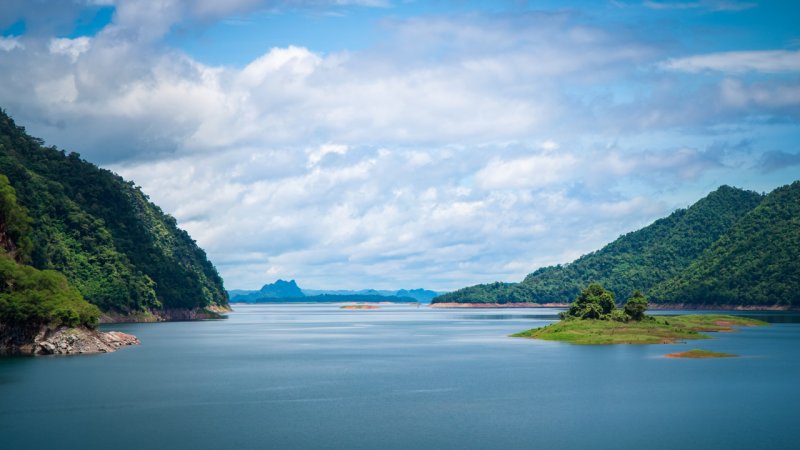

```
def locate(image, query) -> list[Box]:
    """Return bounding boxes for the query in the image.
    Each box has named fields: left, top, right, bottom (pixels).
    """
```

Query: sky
left=0, top=0, right=799, bottom=291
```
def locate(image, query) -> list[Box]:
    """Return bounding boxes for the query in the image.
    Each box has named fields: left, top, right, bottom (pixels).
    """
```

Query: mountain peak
left=257, top=279, right=305, bottom=298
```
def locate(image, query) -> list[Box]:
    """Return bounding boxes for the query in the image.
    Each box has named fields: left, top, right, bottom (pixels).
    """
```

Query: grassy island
left=512, top=284, right=766, bottom=344
left=665, top=349, right=738, bottom=358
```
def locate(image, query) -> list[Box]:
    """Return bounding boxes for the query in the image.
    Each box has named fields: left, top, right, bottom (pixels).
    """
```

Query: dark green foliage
left=0, top=109, right=228, bottom=315
left=0, top=177, right=97, bottom=327
left=562, top=283, right=617, bottom=320
left=650, top=181, right=800, bottom=307
left=434, top=185, right=767, bottom=306
left=624, top=291, right=648, bottom=321
left=0, top=174, right=33, bottom=262
left=520, top=186, right=763, bottom=303
left=432, top=282, right=537, bottom=304
left=0, top=251, right=99, bottom=328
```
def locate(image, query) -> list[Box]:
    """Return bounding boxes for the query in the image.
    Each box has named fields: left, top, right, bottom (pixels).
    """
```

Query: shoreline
left=229, top=301, right=419, bottom=306
left=1, top=324, right=139, bottom=356
left=648, top=304, right=798, bottom=311
left=430, top=302, right=798, bottom=310
left=430, top=302, right=570, bottom=308
left=99, top=305, right=232, bottom=324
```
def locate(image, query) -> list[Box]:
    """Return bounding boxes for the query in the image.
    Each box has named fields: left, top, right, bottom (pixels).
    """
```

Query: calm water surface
left=2, top=305, right=799, bottom=450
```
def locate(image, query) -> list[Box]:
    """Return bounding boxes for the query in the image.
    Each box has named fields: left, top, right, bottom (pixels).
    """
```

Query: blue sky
left=1, top=0, right=799, bottom=290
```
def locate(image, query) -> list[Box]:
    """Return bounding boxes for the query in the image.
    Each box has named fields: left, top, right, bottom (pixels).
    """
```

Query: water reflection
left=1, top=304, right=799, bottom=450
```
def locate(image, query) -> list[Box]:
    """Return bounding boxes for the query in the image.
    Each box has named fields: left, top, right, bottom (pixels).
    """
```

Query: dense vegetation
left=560, top=284, right=649, bottom=322
left=437, top=182, right=799, bottom=308
left=649, top=181, right=800, bottom=307
left=432, top=282, right=536, bottom=304
left=520, top=186, right=762, bottom=303
left=0, top=109, right=228, bottom=317
left=0, top=175, right=99, bottom=327
left=0, top=253, right=100, bottom=328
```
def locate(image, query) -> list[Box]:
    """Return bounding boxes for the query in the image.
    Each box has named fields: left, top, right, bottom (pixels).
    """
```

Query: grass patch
left=662, top=314, right=767, bottom=332
left=512, top=314, right=766, bottom=345
left=665, top=349, right=737, bottom=358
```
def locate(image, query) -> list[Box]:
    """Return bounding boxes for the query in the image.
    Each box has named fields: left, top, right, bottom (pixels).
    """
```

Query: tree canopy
left=0, top=109, right=228, bottom=315
left=561, top=284, right=649, bottom=322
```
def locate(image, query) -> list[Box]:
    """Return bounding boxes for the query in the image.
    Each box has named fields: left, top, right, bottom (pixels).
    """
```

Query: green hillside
left=0, top=109, right=228, bottom=318
left=0, top=174, right=99, bottom=329
left=435, top=185, right=764, bottom=305
left=649, top=181, right=800, bottom=307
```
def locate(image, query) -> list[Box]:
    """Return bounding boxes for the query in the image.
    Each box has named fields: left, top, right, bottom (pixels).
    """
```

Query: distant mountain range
left=435, top=181, right=800, bottom=309
left=229, top=280, right=443, bottom=303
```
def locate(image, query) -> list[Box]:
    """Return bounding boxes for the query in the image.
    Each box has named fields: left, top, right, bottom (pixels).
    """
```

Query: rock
left=38, top=341, right=56, bottom=354
left=1, top=324, right=140, bottom=356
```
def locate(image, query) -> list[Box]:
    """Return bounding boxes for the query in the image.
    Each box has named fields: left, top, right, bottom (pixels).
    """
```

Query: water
left=2, top=305, right=799, bottom=450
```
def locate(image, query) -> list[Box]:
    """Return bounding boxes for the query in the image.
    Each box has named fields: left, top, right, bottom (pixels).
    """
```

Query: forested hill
left=434, top=185, right=767, bottom=305
left=518, top=185, right=763, bottom=303
left=649, top=181, right=800, bottom=307
left=0, top=109, right=228, bottom=319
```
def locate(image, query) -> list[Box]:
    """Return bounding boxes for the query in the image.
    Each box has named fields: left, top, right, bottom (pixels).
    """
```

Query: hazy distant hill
left=434, top=184, right=795, bottom=307
left=238, top=294, right=418, bottom=304
left=231, top=281, right=441, bottom=303
left=649, top=181, right=800, bottom=307
left=230, top=280, right=305, bottom=303
left=0, top=109, right=228, bottom=320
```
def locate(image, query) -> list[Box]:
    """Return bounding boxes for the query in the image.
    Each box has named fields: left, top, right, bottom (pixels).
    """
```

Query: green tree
left=563, top=283, right=616, bottom=320
left=0, top=174, right=33, bottom=262
left=623, top=290, right=648, bottom=321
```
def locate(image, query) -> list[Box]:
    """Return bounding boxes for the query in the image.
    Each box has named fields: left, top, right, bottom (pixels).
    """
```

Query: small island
left=340, top=305, right=380, bottom=310
left=512, top=284, right=766, bottom=345
left=665, top=349, right=737, bottom=358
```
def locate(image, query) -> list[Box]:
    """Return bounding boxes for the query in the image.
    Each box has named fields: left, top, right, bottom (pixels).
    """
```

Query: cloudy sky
left=1, top=0, right=799, bottom=291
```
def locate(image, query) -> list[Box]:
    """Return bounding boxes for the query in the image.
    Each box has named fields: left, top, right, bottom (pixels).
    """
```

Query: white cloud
left=720, top=78, right=800, bottom=108
left=113, top=143, right=680, bottom=290
left=662, top=50, right=800, bottom=74
left=476, top=153, right=579, bottom=190
left=539, top=140, right=560, bottom=151
left=49, top=37, right=92, bottom=62
left=1, top=5, right=796, bottom=290
left=307, top=143, right=349, bottom=167
left=0, top=37, right=23, bottom=52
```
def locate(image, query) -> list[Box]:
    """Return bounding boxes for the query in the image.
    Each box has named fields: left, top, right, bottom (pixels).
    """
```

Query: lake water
left=2, top=305, right=799, bottom=450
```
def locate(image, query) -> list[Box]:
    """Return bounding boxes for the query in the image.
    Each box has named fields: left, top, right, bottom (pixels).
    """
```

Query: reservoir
left=1, top=304, right=799, bottom=449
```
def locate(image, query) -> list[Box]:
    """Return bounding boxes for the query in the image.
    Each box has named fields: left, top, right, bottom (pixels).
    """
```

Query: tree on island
left=560, top=283, right=649, bottom=322
left=624, top=290, right=648, bottom=321
left=562, top=283, right=615, bottom=319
